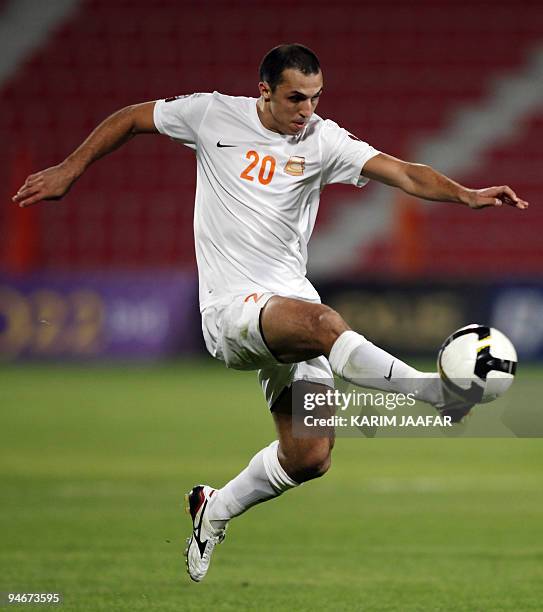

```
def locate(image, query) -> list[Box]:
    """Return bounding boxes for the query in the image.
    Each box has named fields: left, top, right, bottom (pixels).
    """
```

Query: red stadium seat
left=1, top=0, right=541, bottom=275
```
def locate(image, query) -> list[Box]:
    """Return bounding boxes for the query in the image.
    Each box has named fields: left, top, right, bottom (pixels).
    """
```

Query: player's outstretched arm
left=361, top=152, right=529, bottom=210
left=12, top=102, right=158, bottom=208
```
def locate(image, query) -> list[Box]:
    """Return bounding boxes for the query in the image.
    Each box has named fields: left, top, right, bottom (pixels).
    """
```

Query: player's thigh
left=260, top=296, right=349, bottom=362
left=272, top=380, right=335, bottom=480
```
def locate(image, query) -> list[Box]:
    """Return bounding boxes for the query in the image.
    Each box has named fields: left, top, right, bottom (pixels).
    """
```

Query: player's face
left=260, top=69, right=323, bottom=135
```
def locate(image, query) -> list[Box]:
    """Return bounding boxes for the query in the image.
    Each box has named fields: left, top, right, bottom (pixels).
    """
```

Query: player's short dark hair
left=259, top=44, right=321, bottom=91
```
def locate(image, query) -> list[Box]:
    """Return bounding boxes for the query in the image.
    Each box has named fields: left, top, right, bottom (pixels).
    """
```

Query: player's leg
left=259, top=296, right=348, bottom=362
left=260, top=295, right=443, bottom=406
left=272, top=381, right=334, bottom=483
left=207, top=380, right=334, bottom=525
left=185, top=380, right=333, bottom=582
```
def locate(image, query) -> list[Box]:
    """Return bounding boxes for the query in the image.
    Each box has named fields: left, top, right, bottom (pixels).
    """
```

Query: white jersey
left=153, top=92, right=379, bottom=311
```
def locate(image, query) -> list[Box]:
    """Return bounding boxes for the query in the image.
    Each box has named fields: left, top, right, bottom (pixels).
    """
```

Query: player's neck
left=256, top=98, right=284, bottom=135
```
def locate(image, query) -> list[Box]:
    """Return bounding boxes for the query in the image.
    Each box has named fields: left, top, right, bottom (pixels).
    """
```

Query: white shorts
left=201, top=292, right=334, bottom=409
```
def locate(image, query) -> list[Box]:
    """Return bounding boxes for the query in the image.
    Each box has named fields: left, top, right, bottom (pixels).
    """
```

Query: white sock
left=329, top=330, right=442, bottom=405
left=207, top=440, right=298, bottom=527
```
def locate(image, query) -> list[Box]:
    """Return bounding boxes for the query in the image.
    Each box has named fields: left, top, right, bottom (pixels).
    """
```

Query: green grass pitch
left=1, top=360, right=542, bottom=611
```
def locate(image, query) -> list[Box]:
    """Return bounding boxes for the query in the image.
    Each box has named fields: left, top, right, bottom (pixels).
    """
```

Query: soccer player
left=12, top=44, right=528, bottom=582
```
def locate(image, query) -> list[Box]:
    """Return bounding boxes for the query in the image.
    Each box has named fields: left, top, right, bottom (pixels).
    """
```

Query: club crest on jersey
left=284, top=156, right=305, bottom=176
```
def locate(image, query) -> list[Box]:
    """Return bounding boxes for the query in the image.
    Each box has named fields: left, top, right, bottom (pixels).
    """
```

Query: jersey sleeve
left=320, top=120, right=380, bottom=187
left=153, top=93, right=213, bottom=146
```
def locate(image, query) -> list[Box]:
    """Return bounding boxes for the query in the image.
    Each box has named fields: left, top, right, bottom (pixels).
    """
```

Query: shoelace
left=200, top=530, right=225, bottom=564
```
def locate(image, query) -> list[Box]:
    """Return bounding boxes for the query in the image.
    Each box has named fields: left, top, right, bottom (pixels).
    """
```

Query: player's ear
left=259, top=81, right=272, bottom=101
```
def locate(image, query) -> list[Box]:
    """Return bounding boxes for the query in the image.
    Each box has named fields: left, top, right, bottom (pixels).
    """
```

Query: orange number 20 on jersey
left=240, top=151, right=276, bottom=185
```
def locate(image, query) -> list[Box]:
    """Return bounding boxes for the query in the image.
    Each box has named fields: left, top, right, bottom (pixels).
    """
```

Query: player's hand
left=12, top=162, right=79, bottom=208
left=466, top=186, right=529, bottom=210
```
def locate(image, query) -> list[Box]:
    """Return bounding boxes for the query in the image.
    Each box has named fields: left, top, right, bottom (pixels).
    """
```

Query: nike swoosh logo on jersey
left=216, top=141, right=237, bottom=148
left=384, top=361, right=394, bottom=381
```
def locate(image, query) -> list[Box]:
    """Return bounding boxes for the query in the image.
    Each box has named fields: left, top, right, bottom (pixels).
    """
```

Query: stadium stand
left=1, top=0, right=541, bottom=276
left=417, top=110, right=543, bottom=277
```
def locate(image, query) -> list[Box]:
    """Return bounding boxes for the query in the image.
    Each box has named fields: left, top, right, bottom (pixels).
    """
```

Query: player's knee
left=290, top=442, right=333, bottom=483
left=298, top=451, right=331, bottom=482
left=312, top=305, right=348, bottom=352
left=311, top=450, right=332, bottom=479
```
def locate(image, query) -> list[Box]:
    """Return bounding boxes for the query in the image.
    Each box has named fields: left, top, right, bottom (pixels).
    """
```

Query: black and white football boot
left=434, top=383, right=475, bottom=423
left=184, top=484, right=227, bottom=582
left=412, top=372, right=475, bottom=424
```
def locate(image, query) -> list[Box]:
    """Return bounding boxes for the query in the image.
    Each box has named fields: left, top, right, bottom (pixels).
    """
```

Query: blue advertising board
left=0, top=272, right=201, bottom=361
left=1, top=276, right=542, bottom=361
left=318, top=280, right=543, bottom=361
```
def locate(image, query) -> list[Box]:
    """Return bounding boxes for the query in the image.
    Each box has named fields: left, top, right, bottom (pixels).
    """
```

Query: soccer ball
left=438, top=324, right=517, bottom=404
